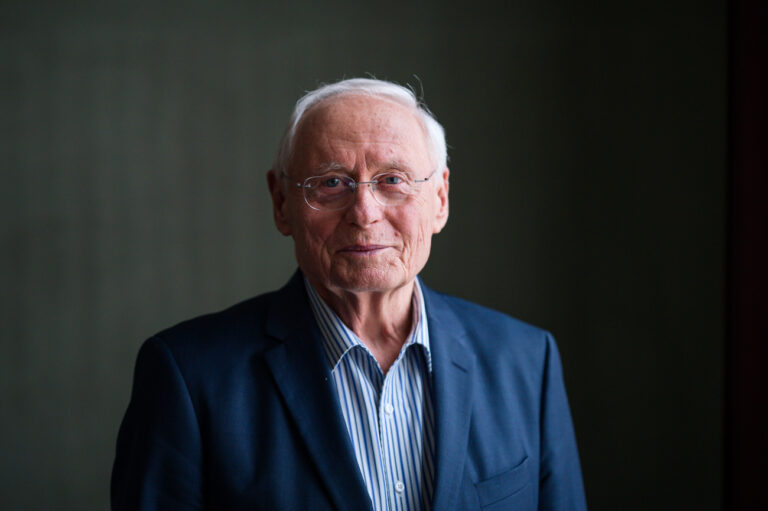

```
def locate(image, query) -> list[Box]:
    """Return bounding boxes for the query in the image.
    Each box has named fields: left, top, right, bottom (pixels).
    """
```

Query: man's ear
left=433, top=167, right=450, bottom=234
left=267, top=169, right=293, bottom=236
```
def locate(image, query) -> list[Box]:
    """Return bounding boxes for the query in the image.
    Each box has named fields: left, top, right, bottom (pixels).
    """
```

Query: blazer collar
left=264, top=271, right=372, bottom=511
left=264, top=271, right=477, bottom=511
left=421, top=284, right=477, bottom=511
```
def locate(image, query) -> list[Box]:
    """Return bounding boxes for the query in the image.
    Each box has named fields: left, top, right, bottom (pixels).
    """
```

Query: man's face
left=268, top=95, right=449, bottom=296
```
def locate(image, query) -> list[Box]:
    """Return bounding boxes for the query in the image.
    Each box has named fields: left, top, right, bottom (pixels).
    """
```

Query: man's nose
left=344, top=182, right=382, bottom=226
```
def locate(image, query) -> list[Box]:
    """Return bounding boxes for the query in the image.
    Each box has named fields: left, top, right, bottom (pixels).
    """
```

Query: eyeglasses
left=283, top=170, right=436, bottom=211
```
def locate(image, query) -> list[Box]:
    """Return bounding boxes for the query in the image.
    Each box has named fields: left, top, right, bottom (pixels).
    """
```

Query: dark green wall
left=0, top=1, right=725, bottom=509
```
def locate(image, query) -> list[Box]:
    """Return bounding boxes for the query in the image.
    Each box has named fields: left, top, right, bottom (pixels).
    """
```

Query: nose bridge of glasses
left=343, top=178, right=385, bottom=212
left=339, top=178, right=377, bottom=200
left=351, top=178, right=378, bottom=189
left=355, top=179, right=379, bottom=198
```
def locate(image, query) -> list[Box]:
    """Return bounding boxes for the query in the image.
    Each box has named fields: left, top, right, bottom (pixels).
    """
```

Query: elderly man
left=112, top=78, right=587, bottom=511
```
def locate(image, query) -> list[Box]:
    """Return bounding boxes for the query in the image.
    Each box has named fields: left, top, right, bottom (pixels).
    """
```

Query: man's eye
left=322, top=177, right=341, bottom=188
left=381, top=175, right=404, bottom=185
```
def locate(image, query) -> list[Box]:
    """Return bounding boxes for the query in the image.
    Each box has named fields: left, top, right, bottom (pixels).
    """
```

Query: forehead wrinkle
left=364, top=155, right=417, bottom=175
left=308, top=161, right=349, bottom=175
left=311, top=137, right=419, bottom=173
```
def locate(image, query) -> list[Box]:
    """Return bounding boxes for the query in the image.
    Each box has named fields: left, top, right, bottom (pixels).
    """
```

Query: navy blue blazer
left=112, top=271, right=587, bottom=510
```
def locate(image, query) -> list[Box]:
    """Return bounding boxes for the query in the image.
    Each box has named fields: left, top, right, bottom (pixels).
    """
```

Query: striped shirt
left=305, top=278, right=435, bottom=511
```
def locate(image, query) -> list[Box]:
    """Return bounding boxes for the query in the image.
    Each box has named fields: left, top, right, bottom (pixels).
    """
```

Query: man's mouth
left=338, top=244, right=389, bottom=254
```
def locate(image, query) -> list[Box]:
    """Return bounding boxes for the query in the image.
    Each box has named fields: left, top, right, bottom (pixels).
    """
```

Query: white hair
left=273, top=78, right=448, bottom=177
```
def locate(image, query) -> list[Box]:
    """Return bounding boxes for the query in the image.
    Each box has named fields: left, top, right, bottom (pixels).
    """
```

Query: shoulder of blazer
left=152, top=292, right=274, bottom=351
left=420, top=282, right=553, bottom=364
left=141, top=270, right=310, bottom=372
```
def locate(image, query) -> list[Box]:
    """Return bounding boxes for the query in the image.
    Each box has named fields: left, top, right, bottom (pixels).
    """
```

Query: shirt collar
left=304, top=277, right=432, bottom=374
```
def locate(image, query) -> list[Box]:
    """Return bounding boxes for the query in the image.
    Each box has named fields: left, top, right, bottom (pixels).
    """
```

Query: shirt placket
left=379, top=354, right=410, bottom=511
left=356, top=349, right=388, bottom=511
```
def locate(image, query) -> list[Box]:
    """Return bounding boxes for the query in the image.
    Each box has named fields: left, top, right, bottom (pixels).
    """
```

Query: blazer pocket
left=474, top=456, right=532, bottom=508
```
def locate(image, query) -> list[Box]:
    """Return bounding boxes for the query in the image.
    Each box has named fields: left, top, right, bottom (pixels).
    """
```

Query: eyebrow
left=378, top=159, right=415, bottom=174
left=310, top=160, right=415, bottom=176
left=311, top=162, right=349, bottom=175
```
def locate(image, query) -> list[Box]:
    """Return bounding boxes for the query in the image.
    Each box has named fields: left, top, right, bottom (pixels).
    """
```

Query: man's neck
left=312, top=279, right=416, bottom=374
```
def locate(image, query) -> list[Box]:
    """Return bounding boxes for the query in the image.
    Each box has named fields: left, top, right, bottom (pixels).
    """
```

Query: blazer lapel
left=422, top=284, right=476, bottom=511
left=264, top=272, right=372, bottom=511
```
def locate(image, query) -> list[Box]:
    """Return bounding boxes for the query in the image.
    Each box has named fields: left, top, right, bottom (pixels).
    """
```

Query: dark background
left=0, top=1, right=727, bottom=510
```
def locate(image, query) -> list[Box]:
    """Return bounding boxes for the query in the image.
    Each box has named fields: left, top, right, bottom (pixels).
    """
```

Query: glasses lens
left=304, top=174, right=355, bottom=210
left=372, top=172, right=415, bottom=205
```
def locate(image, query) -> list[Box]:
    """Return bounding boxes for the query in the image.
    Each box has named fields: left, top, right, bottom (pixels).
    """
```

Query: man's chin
left=329, top=267, right=409, bottom=294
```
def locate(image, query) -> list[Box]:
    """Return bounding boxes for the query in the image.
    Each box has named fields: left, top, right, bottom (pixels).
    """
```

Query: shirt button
left=394, top=481, right=405, bottom=493
left=384, top=403, right=394, bottom=416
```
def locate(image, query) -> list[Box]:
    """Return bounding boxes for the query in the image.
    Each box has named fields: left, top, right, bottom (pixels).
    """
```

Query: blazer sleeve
left=539, top=333, right=588, bottom=511
left=111, top=336, right=204, bottom=511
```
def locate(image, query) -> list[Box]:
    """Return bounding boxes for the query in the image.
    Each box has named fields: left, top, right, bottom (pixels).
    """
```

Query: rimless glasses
left=283, top=169, right=436, bottom=211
